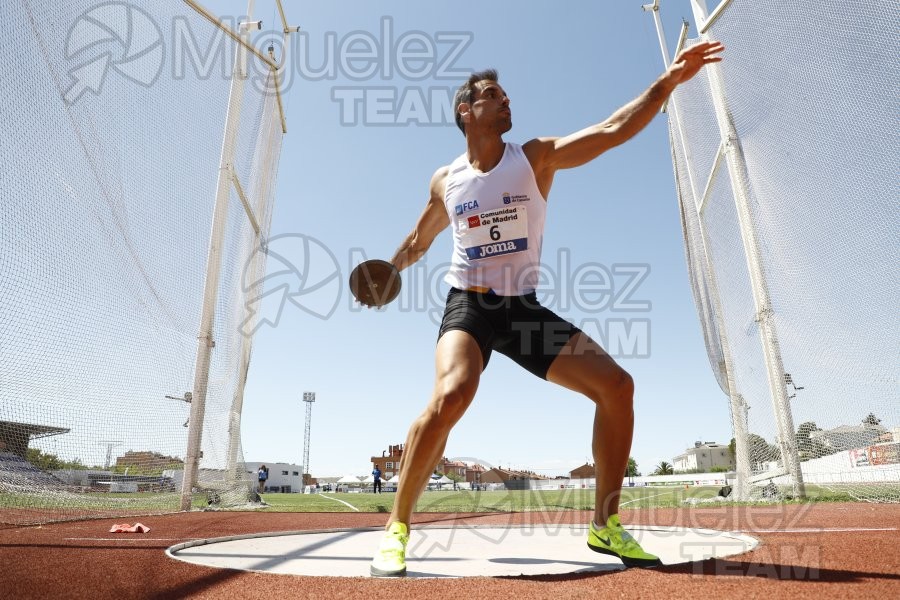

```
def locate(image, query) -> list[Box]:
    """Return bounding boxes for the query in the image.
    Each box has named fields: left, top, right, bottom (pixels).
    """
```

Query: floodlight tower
left=302, top=392, right=315, bottom=486
left=97, top=441, right=123, bottom=470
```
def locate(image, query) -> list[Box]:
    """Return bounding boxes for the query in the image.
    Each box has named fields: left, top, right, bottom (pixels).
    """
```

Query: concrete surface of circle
left=167, top=524, right=758, bottom=578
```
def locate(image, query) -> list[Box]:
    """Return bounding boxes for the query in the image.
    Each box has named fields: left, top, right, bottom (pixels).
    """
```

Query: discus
left=348, top=259, right=402, bottom=307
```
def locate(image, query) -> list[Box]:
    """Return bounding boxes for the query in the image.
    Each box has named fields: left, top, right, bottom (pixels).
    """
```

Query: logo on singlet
left=455, top=199, right=479, bottom=215
left=502, top=192, right=530, bottom=205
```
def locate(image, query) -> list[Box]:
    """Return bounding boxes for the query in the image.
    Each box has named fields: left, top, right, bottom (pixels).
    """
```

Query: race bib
left=458, top=206, right=528, bottom=260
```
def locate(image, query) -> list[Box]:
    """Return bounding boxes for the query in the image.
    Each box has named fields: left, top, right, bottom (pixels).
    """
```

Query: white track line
left=317, top=494, right=360, bottom=512
left=735, top=527, right=898, bottom=534
left=620, top=491, right=676, bottom=506
left=65, top=538, right=182, bottom=541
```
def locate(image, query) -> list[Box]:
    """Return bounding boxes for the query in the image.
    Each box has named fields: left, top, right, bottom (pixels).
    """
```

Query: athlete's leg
left=545, top=332, right=634, bottom=525
left=388, top=330, right=482, bottom=528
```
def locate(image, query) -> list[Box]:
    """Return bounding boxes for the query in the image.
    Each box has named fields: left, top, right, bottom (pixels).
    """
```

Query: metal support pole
left=181, top=4, right=255, bottom=512
left=225, top=14, right=295, bottom=490
left=644, top=5, right=699, bottom=197
left=645, top=1, right=752, bottom=500
left=183, top=0, right=276, bottom=69
left=642, top=1, right=672, bottom=67
left=689, top=0, right=804, bottom=497
left=693, top=148, right=752, bottom=499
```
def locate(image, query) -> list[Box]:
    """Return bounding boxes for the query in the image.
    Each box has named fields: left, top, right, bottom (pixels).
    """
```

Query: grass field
left=0, top=491, right=211, bottom=511
left=259, top=483, right=863, bottom=514
left=261, top=486, right=730, bottom=513
left=0, top=483, right=864, bottom=523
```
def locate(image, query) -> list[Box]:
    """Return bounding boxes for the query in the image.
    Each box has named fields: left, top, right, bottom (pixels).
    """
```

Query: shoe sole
left=370, top=565, right=407, bottom=577
left=587, top=542, right=663, bottom=569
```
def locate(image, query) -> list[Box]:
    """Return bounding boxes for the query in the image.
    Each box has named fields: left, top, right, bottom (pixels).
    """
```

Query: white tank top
left=443, top=143, right=546, bottom=296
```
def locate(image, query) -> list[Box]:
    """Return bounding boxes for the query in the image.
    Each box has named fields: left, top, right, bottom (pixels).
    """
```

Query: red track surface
left=1, top=503, right=898, bottom=599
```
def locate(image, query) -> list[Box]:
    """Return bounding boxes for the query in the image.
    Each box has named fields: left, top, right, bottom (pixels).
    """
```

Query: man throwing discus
left=366, top=41, right=724, bottom=577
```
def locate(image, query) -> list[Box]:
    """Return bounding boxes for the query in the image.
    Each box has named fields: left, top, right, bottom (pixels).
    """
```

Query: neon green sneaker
left=587, top=514, right=662, bottom=568
left=370, top=521, right=409, bottom=577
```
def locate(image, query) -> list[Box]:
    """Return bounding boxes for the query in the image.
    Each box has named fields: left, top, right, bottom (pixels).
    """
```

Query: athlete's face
left=466, top=80, right=511, bottom=134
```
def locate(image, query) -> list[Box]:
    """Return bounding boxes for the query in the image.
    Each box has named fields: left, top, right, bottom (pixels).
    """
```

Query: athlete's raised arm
left=524, top=41, right=724, bottom=181
left=389, top=166, right=451, bottom=272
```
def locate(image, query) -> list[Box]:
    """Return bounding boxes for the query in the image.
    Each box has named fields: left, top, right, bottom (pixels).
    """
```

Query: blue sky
left=215, top=0, right=733, bottom=478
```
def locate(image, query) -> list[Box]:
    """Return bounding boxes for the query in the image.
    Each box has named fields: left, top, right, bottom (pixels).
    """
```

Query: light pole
left=302, top=392, right=315, bottom=488
left=165, top=392, right=192, bottom=428
left=97, top=441, right=123, bottom=470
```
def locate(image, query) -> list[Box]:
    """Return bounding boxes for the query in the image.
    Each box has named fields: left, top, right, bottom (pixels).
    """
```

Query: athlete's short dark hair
left=453, top=69, right=499, bottom=135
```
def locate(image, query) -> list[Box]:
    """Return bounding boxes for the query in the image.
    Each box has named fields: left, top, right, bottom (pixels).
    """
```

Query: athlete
left=370, top=41, right=725, bottom=577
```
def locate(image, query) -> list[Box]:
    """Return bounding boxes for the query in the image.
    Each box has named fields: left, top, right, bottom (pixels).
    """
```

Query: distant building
left=480, top=467, right=522, bottom=484
left=367, top=444, right=552, bottom=487
left=810, top=425, right=888, bottom=452
left=245, top=461, right=304, bottom=493
left=370, top=444, right=404, bottom=479
left=672, top=441, right=734, bottom=473
left=465, top=463, right=486, bottom=486
left=369, top=445, right=489, bottom=484
left=569, top=463, right=594, bottom=479
left=115, top=451, right=183, bottom=472
left=0, top=420, right=69, bottom=457
left=481, top=467, right=549, bottom=489
left=437, top=458, right=468, bottom=479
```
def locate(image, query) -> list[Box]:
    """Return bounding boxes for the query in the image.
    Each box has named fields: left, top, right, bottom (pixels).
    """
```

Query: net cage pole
left=689, top=0, right=805, bottom=497
left=693, top=150, right=753, bottom=500
left=180, top=0, right=258, bottom=511
left=644, top=1, right=752, bottom=499
left=223, top=3, right=295, bottom=491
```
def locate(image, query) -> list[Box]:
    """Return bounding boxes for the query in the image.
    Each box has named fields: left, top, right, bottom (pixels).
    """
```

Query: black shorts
left=437, top=287, right=582, bottom=380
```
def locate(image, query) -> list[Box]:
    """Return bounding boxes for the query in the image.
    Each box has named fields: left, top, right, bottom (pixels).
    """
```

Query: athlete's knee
left=592, top=367, right=634, bottom=407
left=614, top=368, right=635, bottom=401
left=429, top=378, right=476, bottom=424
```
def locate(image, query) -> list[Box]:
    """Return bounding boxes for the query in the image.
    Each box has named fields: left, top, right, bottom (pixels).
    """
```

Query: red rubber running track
left=0, top=503, right=897, bottom=599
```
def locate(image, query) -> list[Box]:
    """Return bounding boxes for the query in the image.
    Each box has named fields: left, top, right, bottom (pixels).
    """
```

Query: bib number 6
left=490, top=225, right=501, bottom=241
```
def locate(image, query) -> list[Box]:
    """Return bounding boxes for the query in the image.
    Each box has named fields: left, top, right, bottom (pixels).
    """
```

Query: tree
left=653, top=461, right=673, bottom=475
left=862, top=413, right=882, bottom=427
left=794, top=421, right=831, bottom=460
left=26, top=448, right=62, bottom=471
left=25, top=448, right=89, bottom=471
left=730, top=435, right=782, bottom=465
left=625, top=456, right=640, bottom=477
left=795, top=421, right=821, bottom=453
left=747, top=433, right=780, bottom=464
